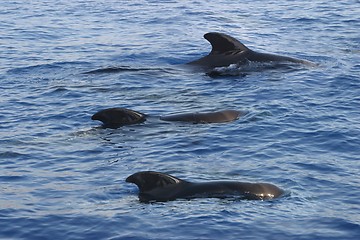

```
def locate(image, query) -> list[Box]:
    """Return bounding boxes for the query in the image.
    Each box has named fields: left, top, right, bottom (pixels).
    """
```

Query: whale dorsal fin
left=126, top=171, right=185, bottom=192
left=204, top=32, right=249, bottom=54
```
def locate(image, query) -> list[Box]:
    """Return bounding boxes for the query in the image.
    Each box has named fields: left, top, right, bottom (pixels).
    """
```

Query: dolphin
left=188, top=32, right=315, bottom=69
left=126, top=171, right=284, bottom=202
left=92, top=107, right=242, bottom=128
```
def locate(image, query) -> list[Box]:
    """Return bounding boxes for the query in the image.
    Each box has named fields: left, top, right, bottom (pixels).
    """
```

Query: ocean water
left=1, top=0, right=360, bottom=239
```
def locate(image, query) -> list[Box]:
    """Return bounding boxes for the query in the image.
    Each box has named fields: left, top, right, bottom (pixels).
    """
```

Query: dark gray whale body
left=92, top=107, right=242, bottom=128
left=188, top=32, right=315, bottom=69
left=159, top=109, right=241, bottom=123
left=126, top=171, right=284, bottom=203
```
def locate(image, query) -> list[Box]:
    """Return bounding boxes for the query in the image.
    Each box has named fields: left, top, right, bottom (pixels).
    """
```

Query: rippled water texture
left=1, top=0, right=360, bottom=239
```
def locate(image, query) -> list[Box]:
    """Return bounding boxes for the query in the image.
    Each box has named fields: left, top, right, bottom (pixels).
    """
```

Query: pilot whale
left=126, top=171, right=284, bottom=202
left=92, top=107, right=242, bottom=128
left=188, top=32, right=315, bottom=69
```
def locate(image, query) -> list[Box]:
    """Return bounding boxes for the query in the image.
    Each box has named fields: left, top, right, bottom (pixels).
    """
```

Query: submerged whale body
left=92, top=107, right=242, bottom=128
left=126, top=171, right=284, bottom=202
left=188, top=32, right=315, bottom=69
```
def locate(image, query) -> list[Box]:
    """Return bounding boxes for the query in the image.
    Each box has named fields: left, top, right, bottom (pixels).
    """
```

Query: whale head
left=91, top=107, right=146, bottom=128
left=126, top=171, right=189, bottom=202
left=126, top=171, right=184, bottom=192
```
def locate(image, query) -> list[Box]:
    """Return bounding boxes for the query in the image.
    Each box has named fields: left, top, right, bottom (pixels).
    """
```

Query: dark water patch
left=83, top=65, right=176, bottom=74
left=45, top=86, right=69, bottom=94
left=6, top=61, right=89, bottom=75
left=0, top=175, right=28, bottom=182
left=6, top=63, right=61, bottom=75
left=0, top=214, right=116, bottom=240
left=313, top=217, right=360, bottom=239
left=292, top=161, right=341, bottom=175
left=0, top=151, right=29, bottom=159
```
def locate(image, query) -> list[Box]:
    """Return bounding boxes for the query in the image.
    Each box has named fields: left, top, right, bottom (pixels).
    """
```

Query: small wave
left=207, top=64, right=248, bottom=77
left=207, top=61, right=313, bottom=77
left=240, top=110, right=273, bottom=123
left=0, top=175, right=28, bottom=182
left=7, top=61, right=90, bottom=75
left=0, top=151, right=27, bottom=159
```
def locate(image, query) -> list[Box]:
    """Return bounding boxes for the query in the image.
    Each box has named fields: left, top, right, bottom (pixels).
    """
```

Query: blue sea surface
left=1, top=0, right=360, bottom=239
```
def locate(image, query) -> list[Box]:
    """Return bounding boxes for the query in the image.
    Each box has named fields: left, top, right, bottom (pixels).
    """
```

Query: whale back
left=160, top=110, right=241, bottom=123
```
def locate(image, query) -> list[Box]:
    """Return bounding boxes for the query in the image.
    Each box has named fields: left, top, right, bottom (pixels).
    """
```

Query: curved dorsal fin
left=204, top=32, right=249, bottom=54
left=126, top=171, right=184, bottom=192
